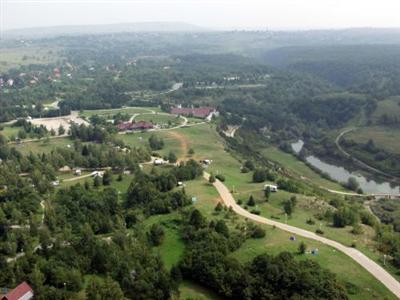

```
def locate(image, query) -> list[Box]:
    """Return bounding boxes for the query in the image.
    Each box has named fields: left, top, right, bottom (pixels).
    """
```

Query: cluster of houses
left=170, top=106, right=217, bottom=120
left=0, top=282, right=34, bottom=300
left=116, top=121, right=154, bottom=132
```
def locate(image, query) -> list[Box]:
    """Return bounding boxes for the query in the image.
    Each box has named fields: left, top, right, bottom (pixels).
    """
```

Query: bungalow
left=0, top=282, right=34, bottom=300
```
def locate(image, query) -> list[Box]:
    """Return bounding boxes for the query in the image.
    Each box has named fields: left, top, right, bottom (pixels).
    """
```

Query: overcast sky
left=2, top=0, right=400, bottom=31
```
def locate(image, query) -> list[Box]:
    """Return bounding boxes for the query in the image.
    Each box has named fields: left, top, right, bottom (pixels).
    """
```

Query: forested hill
left=262, top=44, right=400, bottom=99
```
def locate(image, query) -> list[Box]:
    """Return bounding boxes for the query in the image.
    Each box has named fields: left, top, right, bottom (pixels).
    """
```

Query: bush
left=215, top=174, right=225, bottom=182
left=208, top=174, right=216, bottom=184
left=333, top=208, right=359, bottom=228
left=241, top=166, right=250, bottom=173
left=247, top=195, right=256, bottom=206
left=250, top=226, right=266, bottom=238
left=237, top=199, right=243, bottom=205
left=148, top=224, right=165, bottom=246
left=360, top=211, right=376, bottom=226
left=149, top=134, right=164, bottom=150
left=243, top=160, right=255, bottom=171
left=315, top=229, right=324, bottom=235
left=306, top=218, right=315, bottom=225
left=214, top=202, right=224, bottom=212
left=351, top=224, right=363, bottom=235
left=253, top=169, right=267, bottom=183
left=298, top=242, right=306, bottom=254
left=251, top=209, right=260, bottom=215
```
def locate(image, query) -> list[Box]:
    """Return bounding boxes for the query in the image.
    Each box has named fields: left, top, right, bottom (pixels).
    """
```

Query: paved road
left=203, top=172, right=400, bottom=298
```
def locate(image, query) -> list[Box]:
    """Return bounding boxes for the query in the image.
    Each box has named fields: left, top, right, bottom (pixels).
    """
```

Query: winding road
left=335, top=128, right=399, bottom=179
left=203, top=172, right=400, bottom=298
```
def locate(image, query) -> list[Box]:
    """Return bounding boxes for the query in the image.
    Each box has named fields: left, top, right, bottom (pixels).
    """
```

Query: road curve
left=203, top=172, right=400, bottom=299
left=335, top=128, right=399, bottom=179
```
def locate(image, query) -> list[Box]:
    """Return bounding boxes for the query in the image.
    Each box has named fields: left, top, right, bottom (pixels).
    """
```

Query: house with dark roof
left=0, top=282, right=34, bottom=300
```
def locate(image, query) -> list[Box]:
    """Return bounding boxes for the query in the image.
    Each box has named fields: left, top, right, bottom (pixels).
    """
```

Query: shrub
left=215, top=174, right=225, bottom=182
left=351, top=224, right=363, bottom=235
left=214, top=202, right=224, bottom=212
left=306, top=218, right=315, bottom=225
left=247, top=195, right=256, bottom=206
left=250, top=226, right=266, bottom=238
left=243, top=160, right=255, bottom=171
left=208, top=174, right=216, bottom=184
left=315, top=229, right=324, bottom=235
left=360, top=211, right=376, bottom=226
left=241, top=167, right=250, bottom=173
left=298, top=242, right=306, bottom=254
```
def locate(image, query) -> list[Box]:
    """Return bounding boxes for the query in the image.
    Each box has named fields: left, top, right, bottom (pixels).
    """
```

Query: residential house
left=0, top=282, right=34, bottom=300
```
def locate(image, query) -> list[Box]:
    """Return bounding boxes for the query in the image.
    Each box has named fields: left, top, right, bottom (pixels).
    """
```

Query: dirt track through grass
left=167, top=130, right=189, bottom=161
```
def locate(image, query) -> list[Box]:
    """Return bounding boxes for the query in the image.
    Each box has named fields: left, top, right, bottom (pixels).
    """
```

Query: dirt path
left=203, top=171, right=400, bottom=298
left=166, top=130, right=189, bottom=161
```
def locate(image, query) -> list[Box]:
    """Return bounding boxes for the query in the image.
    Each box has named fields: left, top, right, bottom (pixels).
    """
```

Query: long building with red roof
left=170, top=107, right=216, bottom=119
left=116, top=121, right=154, bottom=132
left=1, top=282, right=34, bottom=300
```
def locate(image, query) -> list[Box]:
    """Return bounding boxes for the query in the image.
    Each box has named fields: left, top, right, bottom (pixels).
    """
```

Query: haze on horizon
left=2, top=0, right=400, bottom=32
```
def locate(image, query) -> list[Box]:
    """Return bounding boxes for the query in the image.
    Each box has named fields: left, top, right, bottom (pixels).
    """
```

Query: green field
left=0, top=125, right=21, bottom=140
left=178, top=281, right=223, bottom=300
left=12, top=137, right=73, bottom=155
left=345, top=126, right=400, bottom=155
left=0, top=47, right=61, bottom=72
left=261, top=146, right=346, bottom=191
left=79, top=107, right=161, bottom=118
left=372, top=97, right=400, bottom=122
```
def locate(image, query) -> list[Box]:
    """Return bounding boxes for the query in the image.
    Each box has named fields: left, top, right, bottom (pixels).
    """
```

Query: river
left=291, top=140, right=400, bottom=195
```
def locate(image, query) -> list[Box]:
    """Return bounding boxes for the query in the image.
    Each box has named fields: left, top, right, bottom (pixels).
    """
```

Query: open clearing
left=30, top=111, right=88, bottom=131
left=372, top=96, right=400, bottom=122
left=0, top=47, right=61, bottom=72
left=345, top=126, right=400, bottom=154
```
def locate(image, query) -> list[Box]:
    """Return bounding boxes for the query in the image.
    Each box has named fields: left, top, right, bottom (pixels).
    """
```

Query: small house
left=51, top=180, right=60, bottom=187
left=264, top=184, right=278, bottom=192
left=154, top=159, right=165, bottom=165
left=91, top=171, right=104, bottom=178
left=0, top=282, right=34, bottom=300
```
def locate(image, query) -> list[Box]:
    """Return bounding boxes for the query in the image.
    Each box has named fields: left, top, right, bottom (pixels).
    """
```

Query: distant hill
left=3, top=22, right=209, bottom=39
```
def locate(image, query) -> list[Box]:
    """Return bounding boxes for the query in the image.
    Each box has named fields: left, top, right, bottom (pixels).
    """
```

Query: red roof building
left=1, top=282, right=34, bottom=300
left=170, top=107, right=215, bottom=118
left=117, top=121, right=154, bottom=131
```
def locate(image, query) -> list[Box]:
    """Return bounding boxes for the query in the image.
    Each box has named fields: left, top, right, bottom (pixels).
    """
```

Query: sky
left=2, top=0, right=400, bottom=31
